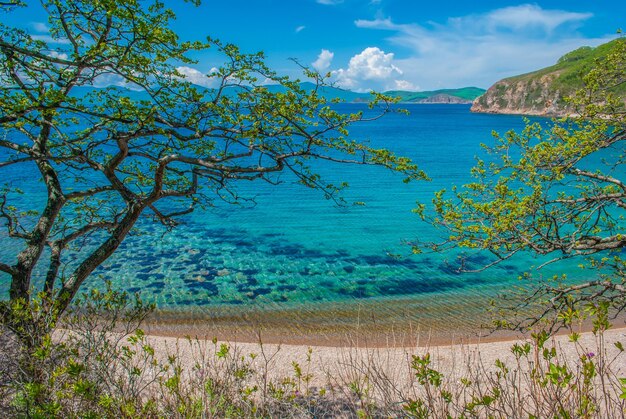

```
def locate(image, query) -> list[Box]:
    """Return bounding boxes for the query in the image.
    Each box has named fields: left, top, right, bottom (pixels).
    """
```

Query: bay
left=0, top=104, right=595, bottom=332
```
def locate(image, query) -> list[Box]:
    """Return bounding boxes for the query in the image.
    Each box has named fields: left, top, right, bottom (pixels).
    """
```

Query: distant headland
left=471, top=38, right=626, bottom=116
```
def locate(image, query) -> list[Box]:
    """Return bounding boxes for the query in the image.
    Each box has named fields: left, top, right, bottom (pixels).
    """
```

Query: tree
left=426, top=38, right=626, bottom=329
left=0, top=0, right=424, bottom=337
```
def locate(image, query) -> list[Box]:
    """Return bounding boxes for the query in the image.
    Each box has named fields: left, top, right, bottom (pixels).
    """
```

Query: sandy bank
left=144, top=327, right=626, bottom=389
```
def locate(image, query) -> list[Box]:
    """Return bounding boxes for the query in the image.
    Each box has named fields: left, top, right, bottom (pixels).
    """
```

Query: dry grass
left=1, top=289, right=625, bottom=417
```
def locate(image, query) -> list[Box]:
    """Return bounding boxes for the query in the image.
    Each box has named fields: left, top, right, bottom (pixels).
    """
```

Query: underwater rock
left=343, top=265, right=355, bottom=273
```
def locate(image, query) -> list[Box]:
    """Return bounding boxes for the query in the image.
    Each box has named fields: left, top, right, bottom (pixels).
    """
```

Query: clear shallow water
left=0, top=104, right=598, bottom=332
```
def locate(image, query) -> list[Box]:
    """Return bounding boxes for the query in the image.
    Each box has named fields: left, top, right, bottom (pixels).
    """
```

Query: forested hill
left=76, top=83, right=485, bottom=104
left=471, top=38, right=626, bottom=116
left=263, top=83, right=485, bottom=104
left=378, top=87, right=485, bottom=103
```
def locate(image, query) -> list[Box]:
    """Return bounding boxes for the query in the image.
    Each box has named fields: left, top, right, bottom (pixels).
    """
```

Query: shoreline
left=140, top=295, right=626, bottom=347
left=141, top=325, right=626, bottom=394
left=141, top=293, right=505, bottom=347
left=142, top=318, right=625, bottom=348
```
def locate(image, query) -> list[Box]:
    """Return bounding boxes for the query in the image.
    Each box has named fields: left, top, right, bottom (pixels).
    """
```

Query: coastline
left=140, top=293, right=626, bottom=347
left=141, top=293, right=500, bottom=347
left=142, top=325, right=626, bottom=392
left=142, top=315, right=625, bottom=348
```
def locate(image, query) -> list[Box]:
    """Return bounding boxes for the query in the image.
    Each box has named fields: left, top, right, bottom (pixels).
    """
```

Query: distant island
left=263, top=82, right=485, bottom=104
left=75, top=83, right=485, bottom=106
left=373, top=87, right=486, bottom=104
left=472, top=38, right=626, bottom=116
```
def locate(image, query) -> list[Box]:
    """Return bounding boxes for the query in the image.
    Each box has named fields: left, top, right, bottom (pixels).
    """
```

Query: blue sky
left=7, top=1, right=625, bottom=91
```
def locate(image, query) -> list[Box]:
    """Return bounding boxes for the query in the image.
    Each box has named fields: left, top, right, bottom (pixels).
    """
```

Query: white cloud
left=295, top=25, right=306, bottom=33
left=91, top=73, right=140, bottom=90
left=354, top=4, right=612, bottom=90
left=176, top=66, right=219, bottom=88
left=332, top=47, right=402, bottom=92
left=317, top=0, right=343, bottom=5
left=312, top=49, right=334, bottom=72
left=483, top=5, right=592, bottom=33
left=31, top=34, right=71, bottom=45
left=30, top=22, right=49, bottom=33
left=48, top=51, right=68, bottom=60
left=355, top=18, right=398, bottom=30
left=394, top=79, right=418, bottom=91
left=29, top=21, right=71, bottom=45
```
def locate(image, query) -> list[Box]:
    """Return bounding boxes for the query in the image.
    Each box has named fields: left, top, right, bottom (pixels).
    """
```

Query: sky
left=5, top=1, right=626, bottom=92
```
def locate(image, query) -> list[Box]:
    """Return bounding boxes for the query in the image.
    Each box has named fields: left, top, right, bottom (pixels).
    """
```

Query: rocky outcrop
left=471, top=73, right=569, bottom=116
left=471, top=39, right=626, bottom=116
left=418, top=94, right=473, bottom=104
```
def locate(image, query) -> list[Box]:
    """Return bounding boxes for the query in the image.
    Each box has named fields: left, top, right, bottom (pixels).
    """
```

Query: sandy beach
left=142, top=291, right=626, bottom=348
left=144, top=325, right=626, bottom=389
left=140, top=292, right=539, bottom=347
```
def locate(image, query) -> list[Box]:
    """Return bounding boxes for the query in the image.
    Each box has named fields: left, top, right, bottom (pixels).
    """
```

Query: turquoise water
left=0, top=104, right=597, bottom=327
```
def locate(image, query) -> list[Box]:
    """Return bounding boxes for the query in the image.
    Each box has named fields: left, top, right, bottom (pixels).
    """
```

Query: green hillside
left=77, top=82, right=485, bottom=103
left=190, top=81, right=484, bottom=104
left=507, top=38, right=626, bottom=93
left=384, top=87, right=485, bottom=102
left=473, top=38, right=626, bottom=115
left=83, top=80, right=484, bottom=105
left=298, top=83, right=485, bottom=103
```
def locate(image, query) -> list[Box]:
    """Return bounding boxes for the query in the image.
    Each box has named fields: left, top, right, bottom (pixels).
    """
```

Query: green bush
left=1, top=287, right=624, bottom=418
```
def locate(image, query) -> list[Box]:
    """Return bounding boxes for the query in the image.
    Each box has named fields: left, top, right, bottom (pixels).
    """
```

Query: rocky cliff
left=472, top=39, right=625, bottom=116
left=471, top=73, right=567, bottom=116
left=418, top=93, right=473, bottom=104
left=384, top=87, right=485, bottom=103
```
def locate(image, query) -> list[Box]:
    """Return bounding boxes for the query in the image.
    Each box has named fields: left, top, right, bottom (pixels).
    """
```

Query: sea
left=0, top=104, right=599, bottom=336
